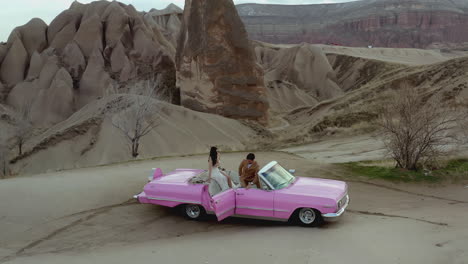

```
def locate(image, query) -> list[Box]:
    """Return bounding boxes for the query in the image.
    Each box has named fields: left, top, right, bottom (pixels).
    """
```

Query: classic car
left=133, top=161, right=349, bottom=226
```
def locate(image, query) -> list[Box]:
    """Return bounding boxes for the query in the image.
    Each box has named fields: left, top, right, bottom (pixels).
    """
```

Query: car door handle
left=236, top=193, right=244, bottom=196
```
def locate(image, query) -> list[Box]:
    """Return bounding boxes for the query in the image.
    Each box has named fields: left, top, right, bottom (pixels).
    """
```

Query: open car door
left=211, top=189, right=236, bottom=221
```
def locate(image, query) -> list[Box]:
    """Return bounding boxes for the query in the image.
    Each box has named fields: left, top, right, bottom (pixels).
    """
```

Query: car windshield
left=260, top=163, right=295, bottom=190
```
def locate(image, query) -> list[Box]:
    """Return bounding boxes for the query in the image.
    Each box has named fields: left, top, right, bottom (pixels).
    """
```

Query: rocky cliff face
left=237, top=0, right=468, bottom=48
left=255, top=42, right=342, bottom=100
left=253, top=41, right=342, bottom=113
left=144, top=3, right=183, bottom=55
left=176, top=0, right=269, bottom=124
left=0, top=1, right=178, bottom=126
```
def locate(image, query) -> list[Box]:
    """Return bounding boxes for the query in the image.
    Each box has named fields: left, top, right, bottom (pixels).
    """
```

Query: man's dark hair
left=246, top=153, right=255, bottom=160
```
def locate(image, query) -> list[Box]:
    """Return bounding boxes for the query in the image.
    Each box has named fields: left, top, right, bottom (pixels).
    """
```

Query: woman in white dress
left=208, top=147, right=232, bottom=192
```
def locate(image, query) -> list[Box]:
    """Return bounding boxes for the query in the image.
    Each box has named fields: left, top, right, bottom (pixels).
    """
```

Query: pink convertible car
left=134, top=161, right=349, bottom=226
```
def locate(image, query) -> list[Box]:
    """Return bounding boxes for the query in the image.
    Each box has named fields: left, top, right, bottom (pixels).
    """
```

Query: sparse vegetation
left=343, top=158, right=468, bottom=183
left=377, top=86, right=468, bottom=170
left=0, top=141, right=9, bottom=178
left=111, top=79, right=164, bottom=158
left=13, top=102, right=33, bottom=156
left=312, top=111, right=378, bottom=133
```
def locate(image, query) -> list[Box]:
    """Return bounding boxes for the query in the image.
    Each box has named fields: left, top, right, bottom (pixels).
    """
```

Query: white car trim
left=147, top=196, right=199, bottom=204
left=258, top=161, right=278, bottom=175
left=257, top=161, right=296, bottom=191
left=236, top=206, right=288, bottom=212
left=258, top=174, right=275, bottom=190
left=237, top=206, right=271, bottom=211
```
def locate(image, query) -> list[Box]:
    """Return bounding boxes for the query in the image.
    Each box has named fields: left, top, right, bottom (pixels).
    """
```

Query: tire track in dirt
left=348, top=210, right=449, bottom=226
left=316, top=166, right=468, bottom=204
left=346, top=180, right=468, bottom=204
left=55, top=198, right=138, bottom=220
left=0, top=211, right=104, bottom=264
left=0, top=199, right=139, bottom=264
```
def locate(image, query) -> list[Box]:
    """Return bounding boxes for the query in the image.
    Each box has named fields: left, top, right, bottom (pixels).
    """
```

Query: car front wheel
left=295, top=208, right=323, bottom=227
left=182, top=204, right=206, bottom=220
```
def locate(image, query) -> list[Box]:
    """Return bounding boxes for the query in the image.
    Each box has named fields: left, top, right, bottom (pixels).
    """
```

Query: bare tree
left=111, top=80, right=163, bottom=158
left=14, top=103, right=33, bottom=156
left=378, top=87, right=467, bottom=170
left=0, top=140, right=9, bottom=178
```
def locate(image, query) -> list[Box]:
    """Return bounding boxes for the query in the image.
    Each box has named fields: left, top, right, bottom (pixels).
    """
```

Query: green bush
left=343, top=159, right=468, bottom=183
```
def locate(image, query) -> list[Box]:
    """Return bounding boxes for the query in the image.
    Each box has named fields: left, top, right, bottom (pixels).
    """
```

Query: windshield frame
left=258, top=161, right=296, bottom=190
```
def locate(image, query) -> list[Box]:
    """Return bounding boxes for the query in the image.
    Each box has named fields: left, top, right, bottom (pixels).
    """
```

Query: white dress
left=211, top=166, right=230, bottom=192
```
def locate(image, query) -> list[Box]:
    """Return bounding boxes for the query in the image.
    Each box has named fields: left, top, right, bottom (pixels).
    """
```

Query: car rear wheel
left=295, top=208, right=323, bottom=227
left=182, top=204, right=206, bottom=220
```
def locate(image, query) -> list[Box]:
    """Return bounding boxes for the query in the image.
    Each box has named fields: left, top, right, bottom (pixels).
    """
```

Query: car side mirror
left=288, top=169, right=296, bottom=175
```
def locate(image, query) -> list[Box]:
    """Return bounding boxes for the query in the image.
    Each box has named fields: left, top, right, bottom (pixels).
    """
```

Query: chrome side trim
left=236, top=206, right=289, bottom=212
left=232, top=214, right=288, bottom=222
left=236, top=206, right=272, bottom=211
left=147, top=196, right=199, bottom=204
left=322, top=195, right=350, bottom=220
left=217, top=206, right=235, bottom=217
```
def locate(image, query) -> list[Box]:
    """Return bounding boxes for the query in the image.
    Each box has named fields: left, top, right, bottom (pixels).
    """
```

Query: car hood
left=280, top=177, right=347, bottom=201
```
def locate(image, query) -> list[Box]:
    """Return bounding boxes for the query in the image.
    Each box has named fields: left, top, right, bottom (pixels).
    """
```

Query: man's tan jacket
left=238, top=160, right=259, bottom=181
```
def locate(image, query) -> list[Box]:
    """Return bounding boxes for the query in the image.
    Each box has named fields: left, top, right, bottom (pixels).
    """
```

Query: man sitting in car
left=238, top=153, right=261, bottom=189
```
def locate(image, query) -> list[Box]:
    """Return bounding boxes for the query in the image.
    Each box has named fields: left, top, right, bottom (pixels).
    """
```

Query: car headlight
left=337, top=200, right=342, bottom=209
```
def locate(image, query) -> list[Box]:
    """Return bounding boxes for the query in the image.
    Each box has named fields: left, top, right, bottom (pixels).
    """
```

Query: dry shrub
left=13, top=102, right=33, bottom=156
left=0, top=141, right=9, bottom=178
left=111, top=79, right=163, bottom=158
left=378, top=86, right=468, bottom=170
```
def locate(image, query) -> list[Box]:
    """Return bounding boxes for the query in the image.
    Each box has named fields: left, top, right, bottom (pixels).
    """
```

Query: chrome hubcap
left=299, top=208, right=316, bottom=224
left=186, top=205, right=201, bottom=218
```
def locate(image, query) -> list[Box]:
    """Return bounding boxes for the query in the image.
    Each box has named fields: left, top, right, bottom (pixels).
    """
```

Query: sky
left=0, top=0, right=355, bottom=41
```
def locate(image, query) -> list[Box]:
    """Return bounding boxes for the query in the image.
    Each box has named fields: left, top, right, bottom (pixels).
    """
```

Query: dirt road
left=1, top=151, right=467, bottom=264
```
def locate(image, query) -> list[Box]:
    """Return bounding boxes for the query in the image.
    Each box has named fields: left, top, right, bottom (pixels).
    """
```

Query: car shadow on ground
left=166, top=207, right=343, bottom=228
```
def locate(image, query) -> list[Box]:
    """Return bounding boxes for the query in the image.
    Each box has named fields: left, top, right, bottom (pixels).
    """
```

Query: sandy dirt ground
left=282, top=135, right=387, bottom=163
left=318, top=44, right=468, bottom=66
left=270, top=43, right=468, bottom=65
left=1, top=149, right=468, bottom=264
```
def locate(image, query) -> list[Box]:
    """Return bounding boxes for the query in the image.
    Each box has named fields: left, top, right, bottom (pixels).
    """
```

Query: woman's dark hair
left=209, top=147, right=218, bottom=166
left=247, top=153, right=255, bottom=160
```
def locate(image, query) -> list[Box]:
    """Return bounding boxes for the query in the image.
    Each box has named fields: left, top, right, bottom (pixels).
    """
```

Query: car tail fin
left=152, top=168, right=164, bottom=180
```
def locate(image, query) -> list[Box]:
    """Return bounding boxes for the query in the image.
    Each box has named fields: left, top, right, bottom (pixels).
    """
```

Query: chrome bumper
left=322, top=195, right=349, bottom=221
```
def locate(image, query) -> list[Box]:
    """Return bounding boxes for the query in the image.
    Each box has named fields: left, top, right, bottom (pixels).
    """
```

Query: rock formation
left=237, top=0, right=468, bottom=48
left=176, top=0, right=269, bottom=124
left=0, top=1, right=179, bottom=126
left=254, top=42, right=342, bottom=102
left=144, top=3, right=183, bottom=51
